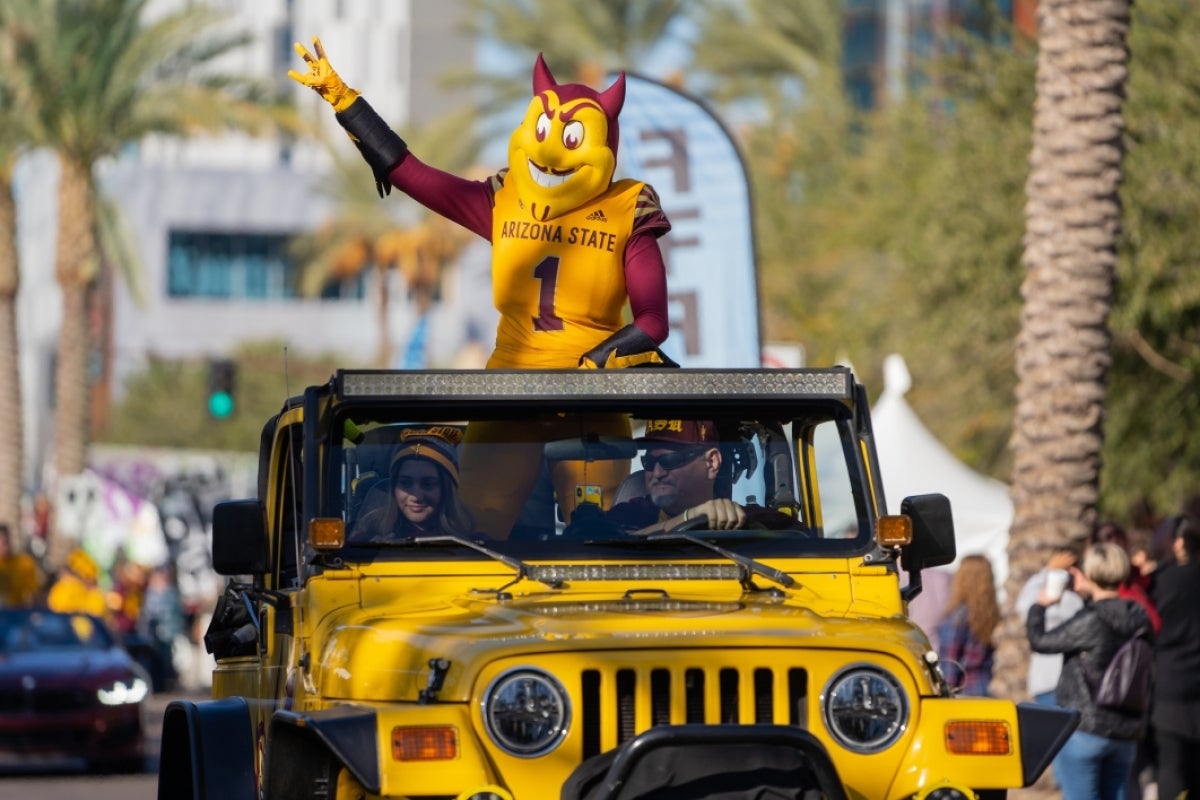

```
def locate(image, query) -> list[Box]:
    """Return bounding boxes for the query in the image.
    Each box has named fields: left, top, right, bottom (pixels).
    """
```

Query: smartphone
left=574, top=484, right=603, bottom=508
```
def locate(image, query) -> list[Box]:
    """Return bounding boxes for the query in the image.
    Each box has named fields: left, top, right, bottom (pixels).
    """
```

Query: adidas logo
left=585, top=209, right=608, bottom=222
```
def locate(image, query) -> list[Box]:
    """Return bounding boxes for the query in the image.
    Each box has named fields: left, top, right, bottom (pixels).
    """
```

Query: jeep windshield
left=311, top=368, right=879, bottom=562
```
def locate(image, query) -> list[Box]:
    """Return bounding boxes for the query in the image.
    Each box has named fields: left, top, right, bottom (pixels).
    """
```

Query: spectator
left=1125, top=527, right=1158, bottom=594
left=139, top=564, right=186, bottom=692
left=936, top=555, right=1000, bottom=696
left=1016, top=546, right=1086, bottom=704
left=1124, top=525, right=1162, bottom=800
left=1091, top=522, right=1161, bottom=635
left=46, top=548, right=108, bottom=618
left=106, top=547, right=147, bottom=637
left=28, top=491, right=53, bottom=561
left=0, top=522, right=41, bottom=608
left=1027, top=542, right=1151, bottom=800
left=1149, top=515, right=1200, bottom=800
left=607, top=419, right=797, bottom=534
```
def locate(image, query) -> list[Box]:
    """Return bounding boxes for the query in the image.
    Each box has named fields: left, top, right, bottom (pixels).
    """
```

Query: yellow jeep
left=158, top=367, right=1076, bottom=800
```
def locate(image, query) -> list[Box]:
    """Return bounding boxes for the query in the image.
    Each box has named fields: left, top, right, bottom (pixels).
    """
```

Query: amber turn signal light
left=393, top=726, right=458, bottom=761
left=309, top=518, right=345, bottom=550
left=944, top=720, right=1011, bottom=755
left=875, top=514, right=913, bottom=547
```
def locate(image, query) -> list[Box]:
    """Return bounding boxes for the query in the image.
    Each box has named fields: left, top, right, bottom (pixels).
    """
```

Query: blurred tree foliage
left=101, top=340, right=352, bottom=453
left=725, top=7, right=1033, bottom=480
left=698, top=0, right=1199, bottom=520
left=1104, top=0, right=1200, bottom=516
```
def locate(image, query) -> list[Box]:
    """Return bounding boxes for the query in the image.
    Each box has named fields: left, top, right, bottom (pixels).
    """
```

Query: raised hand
left=287, top=36, right=359, bottom=112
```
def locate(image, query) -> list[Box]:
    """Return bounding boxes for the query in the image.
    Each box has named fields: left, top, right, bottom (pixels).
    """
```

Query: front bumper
left=271, top=696, right=1078, bottom=799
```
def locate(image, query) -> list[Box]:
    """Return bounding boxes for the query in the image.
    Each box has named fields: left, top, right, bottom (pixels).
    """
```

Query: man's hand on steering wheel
left=685, top=499, right=745, bottom=530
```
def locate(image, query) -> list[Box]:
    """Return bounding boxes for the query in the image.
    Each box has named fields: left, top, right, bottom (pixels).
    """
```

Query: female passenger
left=350, top=427, right=476, bottom=541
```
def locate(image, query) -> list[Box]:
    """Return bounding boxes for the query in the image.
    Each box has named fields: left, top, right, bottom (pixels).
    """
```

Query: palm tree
left=0, top=23, right=38, bottom=537
left=294, top=133, right=472, bottom=369
left=688, top=0, right=842, bottom=107
left=0, top=154, right=25, bottom=534
left=993, top=0, right=1133, bottom=701
left=1, top=0, right=291, bottom=567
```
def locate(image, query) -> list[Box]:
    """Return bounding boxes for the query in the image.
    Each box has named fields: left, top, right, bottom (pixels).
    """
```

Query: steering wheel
left=667, top=511, right=773, bottom=535
left=668, top=513, right=710, bottom=534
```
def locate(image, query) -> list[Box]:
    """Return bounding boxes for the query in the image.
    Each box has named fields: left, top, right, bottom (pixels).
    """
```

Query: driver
left=607, top=419, right=795, bottom=534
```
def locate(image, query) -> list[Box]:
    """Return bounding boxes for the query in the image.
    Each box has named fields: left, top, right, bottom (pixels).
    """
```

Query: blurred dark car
left=0, top=607, right=148, bottom=772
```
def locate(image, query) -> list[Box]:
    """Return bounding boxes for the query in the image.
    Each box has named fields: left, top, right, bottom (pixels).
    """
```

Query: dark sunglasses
left=640, top=447, right=707, bottom=472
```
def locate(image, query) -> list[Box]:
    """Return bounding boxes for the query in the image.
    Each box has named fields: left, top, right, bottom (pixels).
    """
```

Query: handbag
left=1086, top=626, right=1153, bottom=714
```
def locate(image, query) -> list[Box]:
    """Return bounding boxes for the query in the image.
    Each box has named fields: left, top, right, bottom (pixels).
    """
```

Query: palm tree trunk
left=993, top=0, right=1131, bottom=702
left=89, top=253, right=113, bottom=438
left=376, top=266, right=392, bottom=369
left=48, top=157, right=98, bottom=571
left=0, top=172, right=23, bottom=534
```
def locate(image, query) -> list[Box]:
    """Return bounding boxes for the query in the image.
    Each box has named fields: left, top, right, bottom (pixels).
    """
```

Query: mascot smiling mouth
left=527, top=159, right=577, bottom=188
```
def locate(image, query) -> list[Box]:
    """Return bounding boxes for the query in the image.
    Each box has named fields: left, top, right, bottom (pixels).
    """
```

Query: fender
left=264, top=705, right=381, bottom=797
left=157, top=697, right=256, bottom=800
left=1017, top=702, right=1080, bottom=785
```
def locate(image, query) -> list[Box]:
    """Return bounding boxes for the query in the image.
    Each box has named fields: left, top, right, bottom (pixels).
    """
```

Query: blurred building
left=15, top=0, right=480, bottom=486
left=843, top=0, right=1037, bottom=109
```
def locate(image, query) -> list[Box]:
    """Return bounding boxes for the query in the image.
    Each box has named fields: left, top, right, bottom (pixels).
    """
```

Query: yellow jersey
left=488, top=177, right=662, bottom=368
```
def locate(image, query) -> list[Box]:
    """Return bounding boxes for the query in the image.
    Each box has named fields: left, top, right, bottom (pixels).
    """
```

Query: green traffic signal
left=207, top=358, right=237, bottom=419
left=208, top=390, right=235, bottom=419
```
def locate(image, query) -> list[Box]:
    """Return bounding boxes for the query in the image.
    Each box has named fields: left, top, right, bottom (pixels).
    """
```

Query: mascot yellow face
left=507, top=54, right=625, bottom=222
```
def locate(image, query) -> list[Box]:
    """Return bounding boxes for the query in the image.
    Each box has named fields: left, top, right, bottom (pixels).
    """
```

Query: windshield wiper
left=644, top=532, right=796, bottom=591
left=397, top=534, right=563, bottom=591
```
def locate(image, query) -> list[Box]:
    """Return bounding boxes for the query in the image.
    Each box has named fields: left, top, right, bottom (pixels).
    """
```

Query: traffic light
left=207, top=358, right=237, bottom=419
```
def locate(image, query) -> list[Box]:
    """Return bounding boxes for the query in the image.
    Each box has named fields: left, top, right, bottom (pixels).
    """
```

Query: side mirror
left=900, top=493, right=956, bottom=572
left=212, top=499, right=270, bottom=576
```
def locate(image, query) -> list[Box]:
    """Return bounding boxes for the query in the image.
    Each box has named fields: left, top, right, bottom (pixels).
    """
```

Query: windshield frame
left=309, top=370, right=881, bottom=564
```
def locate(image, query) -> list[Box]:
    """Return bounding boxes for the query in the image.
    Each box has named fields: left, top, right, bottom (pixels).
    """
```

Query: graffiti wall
left=58, top=445, right=257, bottom=608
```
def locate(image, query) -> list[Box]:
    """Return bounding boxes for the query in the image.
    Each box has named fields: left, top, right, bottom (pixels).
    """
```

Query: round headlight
left=483, top=669, right=569, bottom=757
left=822, top=666, right=907, bottom=753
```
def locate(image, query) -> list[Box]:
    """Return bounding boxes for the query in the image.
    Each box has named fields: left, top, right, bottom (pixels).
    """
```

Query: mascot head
left=507, top=54, right=625, bottom=222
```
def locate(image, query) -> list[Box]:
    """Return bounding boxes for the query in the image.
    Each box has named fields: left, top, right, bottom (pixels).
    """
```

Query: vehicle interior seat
left=612, top=470, right=647, bottom=505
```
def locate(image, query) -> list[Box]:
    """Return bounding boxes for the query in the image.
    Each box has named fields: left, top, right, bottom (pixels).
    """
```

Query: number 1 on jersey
left=532, top=256, right=564, bottom=331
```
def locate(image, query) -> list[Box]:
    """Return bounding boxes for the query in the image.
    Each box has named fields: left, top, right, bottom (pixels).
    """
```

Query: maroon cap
left=636, top=419, right=718, bottom=447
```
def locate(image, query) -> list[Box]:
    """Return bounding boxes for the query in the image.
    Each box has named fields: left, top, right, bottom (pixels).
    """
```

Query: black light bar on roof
left=338, top=369, right=853, bottom=401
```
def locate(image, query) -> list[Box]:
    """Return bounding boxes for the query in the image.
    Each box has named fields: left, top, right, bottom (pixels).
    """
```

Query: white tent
left=871, top=354, right=1013, bottom=594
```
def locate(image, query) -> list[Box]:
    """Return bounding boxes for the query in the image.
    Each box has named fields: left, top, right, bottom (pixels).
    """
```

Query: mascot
left=290, top=39, right=674, bottom=538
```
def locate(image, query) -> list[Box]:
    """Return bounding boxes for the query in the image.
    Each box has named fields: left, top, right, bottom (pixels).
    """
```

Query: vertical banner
left=615, top=74, right=761, bottom=367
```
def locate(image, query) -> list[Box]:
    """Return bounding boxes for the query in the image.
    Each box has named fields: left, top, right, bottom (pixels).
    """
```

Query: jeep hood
left=315, top=591, right=928, bottom=702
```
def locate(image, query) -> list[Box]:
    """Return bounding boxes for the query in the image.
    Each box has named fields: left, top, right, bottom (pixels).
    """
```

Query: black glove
left=579, top=324, right=679, bottom=369
left=336, top=97, right=409, bottom=198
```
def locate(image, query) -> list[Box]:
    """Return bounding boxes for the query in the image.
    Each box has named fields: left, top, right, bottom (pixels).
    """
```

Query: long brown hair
left=944, top=555, right=1000, bottom=646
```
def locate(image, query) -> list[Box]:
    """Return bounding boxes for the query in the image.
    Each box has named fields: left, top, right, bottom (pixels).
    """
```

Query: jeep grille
left=578, top=664, right=809, bottom=759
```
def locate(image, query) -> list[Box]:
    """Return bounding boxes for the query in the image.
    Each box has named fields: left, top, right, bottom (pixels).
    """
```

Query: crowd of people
left=921, top=510, right=1200, bottom=800
left=0, top=518, right=197, bottom=693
